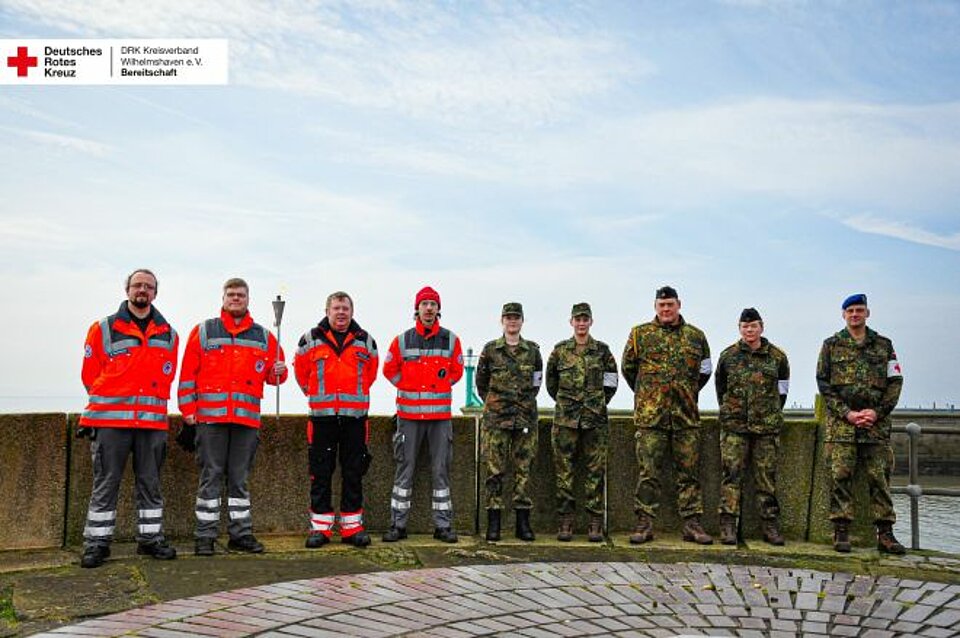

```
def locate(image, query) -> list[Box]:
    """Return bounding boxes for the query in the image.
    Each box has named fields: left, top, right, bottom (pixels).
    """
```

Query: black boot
left=485, top=509, right=501, bottom=541
left=515, top=509, right=535, bottom=541
left=833, top=520, right=851, bottom=553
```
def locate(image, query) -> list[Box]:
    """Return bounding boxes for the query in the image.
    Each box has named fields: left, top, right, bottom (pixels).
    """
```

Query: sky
left=1, top=0, right=959, bottom=416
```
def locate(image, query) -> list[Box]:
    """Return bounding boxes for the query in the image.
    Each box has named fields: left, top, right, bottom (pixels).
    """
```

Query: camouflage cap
left=570, top=302, right=592, bottom=318
left=501, top=302, right=524, bottom=317
left=655, top=285, right=678, bottom=300
left=739, top=307, right=762, bottom=323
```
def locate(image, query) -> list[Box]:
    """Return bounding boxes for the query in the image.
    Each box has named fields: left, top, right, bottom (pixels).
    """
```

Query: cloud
left=499, top=98, right=960, bottom=210
left=841, top=214, right=960, bottom=251
left=2, top=126, right=112, bottom=158
left=0, top=217, right=81, bottom=249
left=0, top=95, right=79, bottom=129
left=7, top=1, right=652, bottom=129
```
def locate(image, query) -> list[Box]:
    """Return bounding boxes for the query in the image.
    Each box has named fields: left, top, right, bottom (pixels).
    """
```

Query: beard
left=131, top=298, right=150, bottom=310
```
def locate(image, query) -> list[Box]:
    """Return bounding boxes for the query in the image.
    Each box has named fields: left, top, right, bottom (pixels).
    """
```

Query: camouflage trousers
left=827, top=441, right=895, bottom=524
left=634, top=427, right=703, bottom=519
left=719, top=430, right=781, bottom=520
left=481, top=425, right=538, bottom=511
left=551, top=425, right=607, bottom=516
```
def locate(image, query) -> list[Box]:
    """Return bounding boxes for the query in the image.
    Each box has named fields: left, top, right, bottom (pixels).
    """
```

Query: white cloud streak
left=842, top=214, right=960, bottom=251
left=1, top=126, right=113, bottom=158
left=7, top=0, right=651, bottom=129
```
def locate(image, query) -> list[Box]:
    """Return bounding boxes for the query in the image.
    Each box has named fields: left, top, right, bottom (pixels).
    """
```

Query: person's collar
left=220, top=308, right=254, bottom=334
left=653, top=314, right=685, bottom=328
left=739, top=336, right=768, bottom=353
left=118, top=301, right=156, bottom=325
left=416, top=318, right=440, bottom=337
left=497, top=335, right=525, bottom=348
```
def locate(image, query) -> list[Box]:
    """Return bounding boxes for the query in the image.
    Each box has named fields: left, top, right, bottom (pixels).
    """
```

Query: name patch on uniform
left=162, top=361, right=173, bottom=375
left=255, top=360, right=266, bottom=373
left=84, top=344, right=92, bottom=358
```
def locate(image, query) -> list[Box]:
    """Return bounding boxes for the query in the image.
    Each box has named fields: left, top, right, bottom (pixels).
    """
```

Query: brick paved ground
left=33, top=561, right=960, bottom=637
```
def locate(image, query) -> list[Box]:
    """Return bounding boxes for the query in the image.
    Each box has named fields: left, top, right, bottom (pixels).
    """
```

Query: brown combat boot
left=587, top=515, right=604, bottom=542
left=681, top=516, right=714, bottom=545
left=833, top=520, right=851, bottom=553
left=876, top=522, right=906, bottom=555
left=719, top=514, right=737, bottom=545
left=763, top=519, right=785, bottom=546
left=629, top=514, right=654, bottom=544
left=557, top=514, right=574, bottom=542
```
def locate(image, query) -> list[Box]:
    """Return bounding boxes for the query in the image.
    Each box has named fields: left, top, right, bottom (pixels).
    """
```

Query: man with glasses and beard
left=78, top=268, right=180, bottom=568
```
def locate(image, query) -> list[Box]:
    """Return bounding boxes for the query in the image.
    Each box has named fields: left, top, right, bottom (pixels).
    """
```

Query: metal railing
left=891, top=422, right=960, bottom=550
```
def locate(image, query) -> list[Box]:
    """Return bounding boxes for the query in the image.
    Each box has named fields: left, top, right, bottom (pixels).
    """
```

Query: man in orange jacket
left=177, top=278, right=287, bottom=556
left=79, top=268, right=179, bottom=568
left=295, top=291, right=378, bottom=548
left=382, top=286, right=464, bottom=543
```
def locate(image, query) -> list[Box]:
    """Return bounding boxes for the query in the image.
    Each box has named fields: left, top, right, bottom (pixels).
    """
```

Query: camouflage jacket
left=816, top=327, right=903, bottom=442
left=476, top=336, right=543, bottom=430
left=716, top=337, right=790, bottom=434
left=546, top=336, right=618, bottom=429
left=621, top=315, right=711, bottom=430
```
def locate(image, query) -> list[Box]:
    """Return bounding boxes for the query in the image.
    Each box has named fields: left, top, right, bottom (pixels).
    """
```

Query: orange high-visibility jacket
left=177, top=310, right=286, bottom=428
left=294, top=318, right=378, bottom=418
left=384, top=319, right=463, bottom=420
left=80, top=302, right=179, bottom=429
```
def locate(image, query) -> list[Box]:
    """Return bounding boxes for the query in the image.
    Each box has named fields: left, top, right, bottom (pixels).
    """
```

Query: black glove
left=176, top=423, right=197, bottom=453
left=75, top=426, right=94, bottom=439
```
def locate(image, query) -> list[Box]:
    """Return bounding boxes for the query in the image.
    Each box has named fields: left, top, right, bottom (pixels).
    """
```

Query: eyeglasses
left=130, top=283, right=156, bottom=291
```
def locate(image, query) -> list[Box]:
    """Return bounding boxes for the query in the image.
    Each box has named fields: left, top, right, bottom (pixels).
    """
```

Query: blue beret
left=842, top=293, right=868, bottom=310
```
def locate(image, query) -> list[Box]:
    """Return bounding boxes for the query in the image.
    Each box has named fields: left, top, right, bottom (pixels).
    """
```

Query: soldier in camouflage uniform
left=816, top=293, right=905, bottom=554
left=476, top=302, right=543, bottom=542
left=546, top=302, right=618, bottom=542
left=715, top=308, right=790, bottom=546
left=622, top=286, right=713, bottom=545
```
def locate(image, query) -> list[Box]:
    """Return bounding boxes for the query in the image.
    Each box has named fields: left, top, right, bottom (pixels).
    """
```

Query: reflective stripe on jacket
left=294, top=318, right=378, bottom=417
left=80, top=302, right=179, bottom=429
left=383, top=320, right=464, bottom=420
left=177, top=310, right=286, bottom=428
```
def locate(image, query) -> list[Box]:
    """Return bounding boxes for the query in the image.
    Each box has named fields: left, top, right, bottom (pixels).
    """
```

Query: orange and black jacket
left=384, top=319, right=463, bottom=420
left=80, top=302, right=179, bottom=429
left=294, top=318, right=378, bottom=418
left=177, top=310, right=286, bottom=428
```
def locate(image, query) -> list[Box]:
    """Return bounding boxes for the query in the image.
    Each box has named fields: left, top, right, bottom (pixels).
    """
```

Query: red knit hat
left=415, top=286, right=441, bottom=310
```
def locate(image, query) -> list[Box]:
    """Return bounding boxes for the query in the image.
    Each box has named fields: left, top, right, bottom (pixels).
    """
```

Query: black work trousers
left=309, top=415, right=367, bottom=515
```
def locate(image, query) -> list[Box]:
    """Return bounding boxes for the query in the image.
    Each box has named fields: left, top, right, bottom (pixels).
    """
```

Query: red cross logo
left=7, top=46, right=38, bottom=77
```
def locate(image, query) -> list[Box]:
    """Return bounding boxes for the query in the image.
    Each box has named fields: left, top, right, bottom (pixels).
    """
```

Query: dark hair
left=125, top=268, right=158, bottom=292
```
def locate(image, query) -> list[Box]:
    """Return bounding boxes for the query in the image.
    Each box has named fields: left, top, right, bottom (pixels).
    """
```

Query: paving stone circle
left=34, top=562, right=960, bottom=637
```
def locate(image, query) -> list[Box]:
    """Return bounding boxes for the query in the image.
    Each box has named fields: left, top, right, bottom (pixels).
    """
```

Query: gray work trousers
left=389, top=418, right=454, bottom=529
left=194, top=422, right=260, bottom=540
left=83, top=427, right=168, bottom=549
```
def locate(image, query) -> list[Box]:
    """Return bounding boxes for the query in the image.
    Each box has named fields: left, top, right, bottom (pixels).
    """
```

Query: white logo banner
left=1, top=39, right=228, bottom=85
